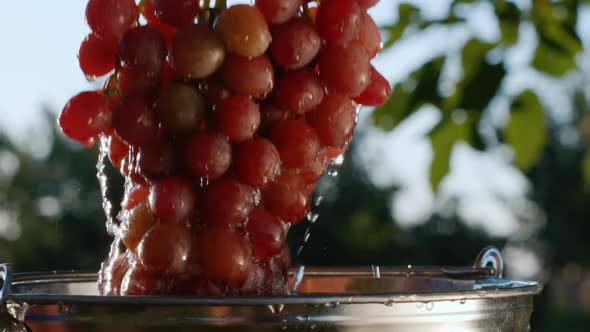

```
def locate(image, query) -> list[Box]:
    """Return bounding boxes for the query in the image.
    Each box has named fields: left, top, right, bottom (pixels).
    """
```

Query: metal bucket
left=0, top=247, right=542, bottom=331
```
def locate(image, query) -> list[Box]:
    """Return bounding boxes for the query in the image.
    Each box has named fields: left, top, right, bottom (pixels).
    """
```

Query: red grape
left=184, top=133, right=232, bottom=181
left=234, top=139, right=281, bottom=187
left=353, top=66, right=391, bottom=106
left=138, top=222, right=192, bottom=273
left=86, top=0, right=138, bottom=38
left=255, top=0, right=303, bottom=25
left=112, top=98, right=158, bottom=146
left=259, top=103, right=289, bottom=134
left=197, top=77, right=232, bottom=106
left=120, top=263, right=165, bottom=296
left=271, top=119, right=320, bottom=169
left=120, top=203, right=158, bottom=252
left=316, top=0, right=362, bottom=44
left=263, top=171, right=311, bottom=224
left=276, top=69, right=325, bottom=115
left=101, top=252, right=132, bottom=296
left=201, top=177, right=254, bottom=226
left=156, top=82, right=206, bottom=133
left=222, top=54, right=274, bottom=98
left=152, top=0, right=200, bottom=28
left=197, top=227, right=252, bottom=285
left=140, top=1, right=177, bottom=49
left=270, top=18, right=321, bottom=70
left=136, top=140, right=175, bottom=180
left=150, top=177, right=196, bottom=223
left=357, top=12, right=382, bottom=58
left=172, top=24, right=226, bottom=79
left=117, top=67, right=160, bottom=99
left=215, top=5, right=271, bottom=57
left=214, top=96, right=261, bottom=143
left=308, top=93, right=357, bottom=147
left=59, top=91, right=112, bottom=141
left=247, top=207, right=287, bottom=258
left=319, top=41, right=371, bottom=97
left=356, top=0, right=380, bottom=10
left=118, top=26, right=167, bottom=77
left=300, top=147, right=328, bottom=184
left=78, top=33, right=118, bottom=78
left=108, top=134, right=129, bottom=170
left=122, top=183, right=150, bottom=211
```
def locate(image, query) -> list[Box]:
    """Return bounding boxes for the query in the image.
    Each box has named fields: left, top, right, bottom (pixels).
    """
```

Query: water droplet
left=323, top=302, right=339, bottom=308
left=199, top=177, right=210, bottom=187
left=416, top=302, right=424, bottom=309
left=459, top=298, right=467, bottom=304
left=307, top=212, right=319, bottom=224
left=425, top=302, right=433, bottom=311
left=268, top=304, right=285, bottom=315
left=407, top=264, right=413, bottom=269
left=328, top=169, right=339, bottom=177
left=347, top=296, right=354, bottom=304
left=371, top=265, right=381, bottom=278
left=314, top=196, right=324, bottom=206
left=384, top=299, right=395, bottom=307
left=311, top=324, right=317, bottom=330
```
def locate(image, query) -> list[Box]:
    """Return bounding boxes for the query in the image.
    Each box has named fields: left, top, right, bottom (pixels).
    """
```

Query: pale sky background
left=3, top=0, right=587, bottom=278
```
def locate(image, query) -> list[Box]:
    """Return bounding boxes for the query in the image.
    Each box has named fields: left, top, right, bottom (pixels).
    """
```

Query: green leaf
left=373, top=57, right=445, bottom=130
left=383, top=3, right=419, bottom=48
left=443, top=39, right=504, bottom=112
left=531, top=1, right=582, bottom=76
left=462, top=39, right=497, bottom=82
left=494, top=0, right=521, bottom=45
left=429, top=113, right=477, bottom=192
left=582, top=146, right=590, bottom=187
left=532, top=42, right=577, bottom=76
left=504, top=90, right=547, bottom=171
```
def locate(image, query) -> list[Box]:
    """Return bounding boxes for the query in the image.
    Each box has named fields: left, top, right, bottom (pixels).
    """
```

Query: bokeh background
left=1, top=0, right=590, bottom=330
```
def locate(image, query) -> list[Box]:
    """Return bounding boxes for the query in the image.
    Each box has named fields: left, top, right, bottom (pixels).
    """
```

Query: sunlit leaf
left=531, top=1, right=581, bottom=76
left=504, top=90, right=547, bottom=171
left=373, top=57, right=445, bottom=130
left=443, top=39, right=504, bottom=112
left=494, top=0, right=520, bottom=45
left=532, top=42, right=577, bottom=76
left=383, top=3, right=419, bottom=48
left=429, top=113, right=476, bottom=192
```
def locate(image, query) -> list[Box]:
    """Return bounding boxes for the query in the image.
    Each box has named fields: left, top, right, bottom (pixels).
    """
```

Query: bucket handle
left=473, top=246, right=503, bottom=278
left=0, top=264, right=12, bottom=304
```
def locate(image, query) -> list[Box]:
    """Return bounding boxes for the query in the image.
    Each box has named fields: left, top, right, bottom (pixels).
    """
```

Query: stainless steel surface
left=0, top=247, right=543, bottom=332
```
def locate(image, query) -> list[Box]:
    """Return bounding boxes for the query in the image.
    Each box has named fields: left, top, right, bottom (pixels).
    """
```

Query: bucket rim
left=4, top=267, right=543, bottom=306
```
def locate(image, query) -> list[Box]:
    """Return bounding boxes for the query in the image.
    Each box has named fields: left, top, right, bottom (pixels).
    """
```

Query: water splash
left=97, top=135, right=118, bottom=237
left=292, top=266, right=306, bottom=294
left=267, top=304, right=285, bottom=315
left=425, top=302, right=434, bottom=311
left=371, top=265, right=381, bottom=278
left=307, top=212, right=319, bottom=224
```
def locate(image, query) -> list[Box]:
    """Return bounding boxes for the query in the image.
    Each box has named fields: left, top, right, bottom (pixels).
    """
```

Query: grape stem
left=215, top=0, right=227, bottom=10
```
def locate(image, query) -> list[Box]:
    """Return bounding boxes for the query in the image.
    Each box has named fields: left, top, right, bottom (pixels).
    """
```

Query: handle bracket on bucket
left=473, top=246, right=503, bottom=278
left=0, top=264, right=12, bottom=304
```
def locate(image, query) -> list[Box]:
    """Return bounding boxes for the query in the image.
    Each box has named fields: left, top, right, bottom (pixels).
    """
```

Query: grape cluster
left=60, top=0, right=390, bottom=296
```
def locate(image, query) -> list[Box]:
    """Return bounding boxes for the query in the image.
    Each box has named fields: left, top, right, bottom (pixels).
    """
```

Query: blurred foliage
left=376, top=0, right=587, bottom=191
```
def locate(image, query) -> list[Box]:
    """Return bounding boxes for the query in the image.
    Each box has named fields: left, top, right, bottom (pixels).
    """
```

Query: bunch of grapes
left=59, top=0, right=390, bottom=296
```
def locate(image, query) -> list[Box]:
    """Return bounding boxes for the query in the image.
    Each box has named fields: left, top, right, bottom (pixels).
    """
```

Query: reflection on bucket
left=0, top=247, right=542, bottom=332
